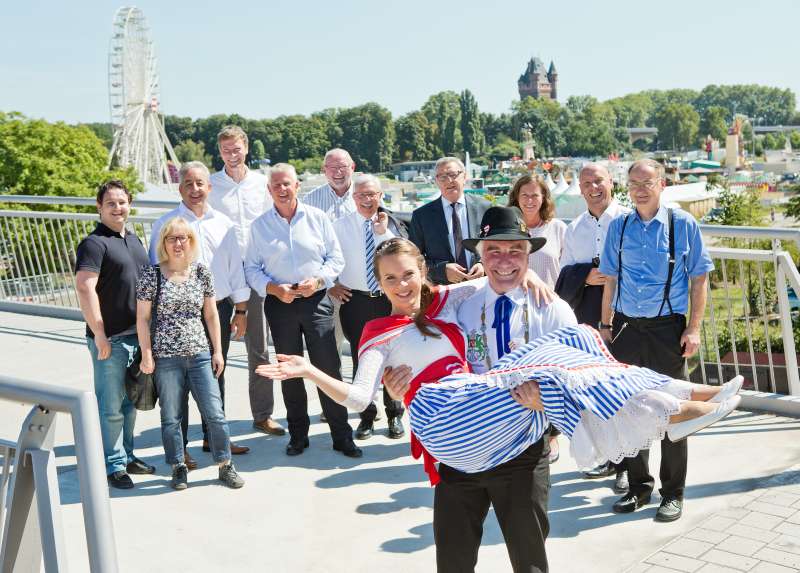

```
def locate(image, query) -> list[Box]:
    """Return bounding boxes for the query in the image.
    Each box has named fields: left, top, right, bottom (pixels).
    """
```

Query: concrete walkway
left=2, top=310, right=800, bottom=572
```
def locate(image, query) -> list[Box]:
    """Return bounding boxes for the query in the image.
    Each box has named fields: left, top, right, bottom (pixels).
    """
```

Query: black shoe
left=126, top=457, right=156, bottom=475
left=612, top=491, right=651, bottom=514
left=286, top=437, right=310, bottom=456
left=613, top=470, right=629, bottom=494
left=171, top=464, right=188, bottom=491
left=355, top=419, right=374, bottom=440
left=387, top=416, right=405, bottom=439
left=333, top=440, right=363, bottom=458
left=107, top=471, right=134, bottom=490
left=655, top=496, right=683, bottom=522
left=583, top=461, right=616, bottom=479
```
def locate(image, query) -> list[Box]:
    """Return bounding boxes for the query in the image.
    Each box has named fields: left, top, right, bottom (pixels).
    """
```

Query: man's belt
left=350, top=289, right=385, bottom=298
left=615, top=313, right=684, bottom=327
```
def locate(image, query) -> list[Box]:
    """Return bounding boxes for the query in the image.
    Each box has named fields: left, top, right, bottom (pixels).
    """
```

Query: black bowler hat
left=462, top=206, right=547, bottom=254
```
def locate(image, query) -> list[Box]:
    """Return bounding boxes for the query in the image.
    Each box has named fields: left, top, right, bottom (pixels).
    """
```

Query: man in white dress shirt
left=558, top=162, right=630, bottom=486
left=244, top=164, right=361, bottom=458
left=149, top=161, right=251, bottom=460
left=302, top=148, right=357, bottom=220
left=330, top=174, right=405, bottom=441
left=207, top=125, right=285, bottom=438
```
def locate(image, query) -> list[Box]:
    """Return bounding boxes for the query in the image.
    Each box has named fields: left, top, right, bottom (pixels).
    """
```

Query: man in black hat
left=389, top=206, right=575, bottom=573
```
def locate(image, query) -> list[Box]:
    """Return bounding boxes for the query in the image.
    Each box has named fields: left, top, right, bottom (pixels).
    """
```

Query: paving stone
left=715, top=535, right=766, bottom=557
left=664, top=538, right=715, bottom=559
left=646, top=551, right=705, bottom=572
left=773, top=535, right=800, bottom=556
left=751, top=562, right=799, bottom=573
left=704, top=516, right=739, bottom=532
left=727, top=524, right=781, bottom=544
left=755, top=547, right=800, bottom=569
left=777, top=524, right=800, bottom=538
left=685, top=529, right=730, bottom=545
left=702, top=549, right=759, bottom=571
left=626, top=564, right=653, bottom=573
left=748, top=501, right=799, bottom=519
left=648, top=567, right=682, bottom=573
left=760, top=493, right=800, bottom=508
left=697, top=565, right=749, bottom=573
left=786, top=511, right=800, bottom=525
left=741, top=512, right=786, bottom=531
left=717, top=508, right=752, bottom=520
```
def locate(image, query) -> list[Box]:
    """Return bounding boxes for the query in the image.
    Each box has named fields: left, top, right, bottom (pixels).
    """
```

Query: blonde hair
left=155, top=217, right=199, bottom=265
left=217, top=125, right=248, bottom=147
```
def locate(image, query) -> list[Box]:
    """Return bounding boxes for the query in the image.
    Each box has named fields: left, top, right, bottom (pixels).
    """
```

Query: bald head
left=323, top=148, right=356, bottom=195
left=578, top=163, right=614, bottom=217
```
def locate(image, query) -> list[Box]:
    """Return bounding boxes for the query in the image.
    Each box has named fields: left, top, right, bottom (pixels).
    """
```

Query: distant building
left=518, top=57, right=558, bottom=101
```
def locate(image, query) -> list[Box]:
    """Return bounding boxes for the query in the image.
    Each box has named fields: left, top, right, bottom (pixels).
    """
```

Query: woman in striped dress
left=257, top=238, right=741, bottom=484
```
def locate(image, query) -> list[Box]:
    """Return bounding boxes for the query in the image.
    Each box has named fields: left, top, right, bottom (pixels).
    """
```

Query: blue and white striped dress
left=410, top=324, right=692, bottom=473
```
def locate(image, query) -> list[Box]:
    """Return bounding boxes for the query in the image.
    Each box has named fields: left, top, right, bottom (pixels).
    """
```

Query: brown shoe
left=204, top=440, right=250, bottom=455
left=252, top=418, right=286, bottom=436
left=183, top=449, right=198, bottom=471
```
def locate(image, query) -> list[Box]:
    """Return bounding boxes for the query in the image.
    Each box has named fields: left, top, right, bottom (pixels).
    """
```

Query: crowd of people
left=75, top=125, right=742, bottom=573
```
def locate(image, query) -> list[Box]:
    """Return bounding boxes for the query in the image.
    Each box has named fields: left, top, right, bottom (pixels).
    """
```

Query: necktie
left=451, top=203, right=468, bottom=269
left=492, top=295, right=513, bottom=358
left=364, top=219, right=379, bottom=292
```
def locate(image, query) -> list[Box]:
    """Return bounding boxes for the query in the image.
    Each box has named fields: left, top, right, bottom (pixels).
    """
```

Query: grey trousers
left=246, top=288, right=275, bottom=422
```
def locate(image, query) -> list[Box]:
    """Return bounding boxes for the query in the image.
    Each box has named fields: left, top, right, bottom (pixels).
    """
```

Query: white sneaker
left=667, top=395, right=741, bottom=442
left=710, top=375, right=744, bottom=404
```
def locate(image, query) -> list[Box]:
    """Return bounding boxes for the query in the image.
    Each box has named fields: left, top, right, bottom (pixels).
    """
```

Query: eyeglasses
left=324, top=164, right=351, bottom=173
left=166, top=235, right=191, bottom=245
left=580, top=178, right=609, bottom=187
left=353, top=192, right=380, bottom=199
left=628, top=179, right=659, bottom=191
left=435, top=171, right=464, bottom=183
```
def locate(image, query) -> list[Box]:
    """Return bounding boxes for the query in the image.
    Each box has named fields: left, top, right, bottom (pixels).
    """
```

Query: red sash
left=358, top=287, right=469, bottom=485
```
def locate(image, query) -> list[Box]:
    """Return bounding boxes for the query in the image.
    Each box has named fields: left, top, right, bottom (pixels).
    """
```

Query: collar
left=220, top=165, right=250, bottom=184
left=327, top=182, right=353, bottom=201
left=356, top=210, right=377, bottom=224
left=441, top=194, right=466, bottom=210
left=96, top=222, right=129, bottom=237
left=271, top=200, right=305, bottom=223
left=177, top=201, right=213, bottom=222
left=484, top=284, right=527, bottom=308
left=633, top=204, right=667, bottom=226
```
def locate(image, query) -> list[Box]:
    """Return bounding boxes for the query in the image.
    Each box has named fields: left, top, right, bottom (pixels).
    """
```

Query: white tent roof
left=544, top=173, right=556, bottom=191
left=563, top=172, right=581, bottom=196
left=552, top=173, right=568, bottom=195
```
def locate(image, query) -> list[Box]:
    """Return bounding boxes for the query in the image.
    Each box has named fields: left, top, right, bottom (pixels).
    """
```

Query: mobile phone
left=291, top=283, right=299, bottom=289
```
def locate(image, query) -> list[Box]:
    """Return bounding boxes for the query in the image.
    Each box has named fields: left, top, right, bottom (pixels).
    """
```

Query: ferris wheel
left=107, top=6, right=179, bottom=187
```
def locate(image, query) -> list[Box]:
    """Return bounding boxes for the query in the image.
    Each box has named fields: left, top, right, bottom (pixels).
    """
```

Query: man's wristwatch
left=235, top=309, right=247, bottom=316
left=597, top=322, right=612, bottom=330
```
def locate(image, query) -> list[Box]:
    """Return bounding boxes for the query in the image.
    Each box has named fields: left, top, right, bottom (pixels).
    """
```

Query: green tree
left=654, top=103, right=700, bottom=150
left=395, top=111, right=432, bottom=161
left=699, top=105, right=729, bottom=142
left=164, top=115, right=196, bottom=147
left=81, top=123, right=114, bottom=149
left=785, top=192, right=800, bottom=221
left=174, top=140, right=212, bottom=165
left=459, top=89, right=484, bottom=156
left=511, top=96, right=565, bottom=156
left=250, top=140, right=266, bottom=162
left=421, top=91, right=461, bottom=156
left=335, top=103, right=394, bottom=172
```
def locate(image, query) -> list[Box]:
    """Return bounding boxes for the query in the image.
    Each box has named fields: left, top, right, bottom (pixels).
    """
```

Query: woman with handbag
left=136, top=216, right=244, bottom=491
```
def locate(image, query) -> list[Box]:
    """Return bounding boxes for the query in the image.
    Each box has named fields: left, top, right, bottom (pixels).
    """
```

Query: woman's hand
left=140, top=353, right=155, bottom=375
left=383, top=364, right=413, bottom=401
left=212, top=352, right=225, bottom=378
left=523, top=269, right=555, bottom=306
left=511, top=380, right=544, bottom=411
left=256, top=354, right=310, bottom=380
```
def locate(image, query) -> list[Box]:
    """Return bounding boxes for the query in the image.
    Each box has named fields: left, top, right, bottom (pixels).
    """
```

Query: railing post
left=776, top=254, right=800, bottom=396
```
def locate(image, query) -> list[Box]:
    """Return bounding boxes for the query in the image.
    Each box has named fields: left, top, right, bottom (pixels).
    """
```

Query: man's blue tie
left=365, top=219, right=379, bottom=292
left=492, top=294, right=513, bottom=358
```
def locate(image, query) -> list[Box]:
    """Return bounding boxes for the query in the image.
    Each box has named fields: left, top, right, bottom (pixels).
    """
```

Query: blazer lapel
left=431, top=199, right=453, bottom=258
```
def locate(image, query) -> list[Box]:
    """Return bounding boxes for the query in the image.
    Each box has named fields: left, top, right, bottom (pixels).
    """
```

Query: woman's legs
left=668, top=400, right=717, bottom=423
left=154, top=356, right=190, bottom=466
left=187, top=352, right=232, bottom=465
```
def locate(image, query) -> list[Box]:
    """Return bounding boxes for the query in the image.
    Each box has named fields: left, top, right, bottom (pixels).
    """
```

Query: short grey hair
left=579, top=162, right=611, bottom=180
left=269, top=163, right=298, bottom=182
left=353, top=174, right=382, bottom=193
left=628, top=158, right=665, bottom=180
left=179, top=161, right=210, bottom=185
left=324, top=148, right=354, bottom=165
left=475, top=239, right=533, bottom=258
left=435, top=156, right=465, bottom=173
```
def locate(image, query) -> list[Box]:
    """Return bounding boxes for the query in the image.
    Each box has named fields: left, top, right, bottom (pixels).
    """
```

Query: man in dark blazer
left=409, top=157, right=491, bottom=284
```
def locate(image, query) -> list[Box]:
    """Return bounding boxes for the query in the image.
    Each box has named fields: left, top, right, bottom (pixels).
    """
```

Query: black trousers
left=182, top=298, right=233, bottom=447
left=339, top=291, right=404, bottom=422
left=264, top=290, right=352, bottom=445
left=434, top=439, right=550, bottom=573
left=610, top=312, right=688, bottom=499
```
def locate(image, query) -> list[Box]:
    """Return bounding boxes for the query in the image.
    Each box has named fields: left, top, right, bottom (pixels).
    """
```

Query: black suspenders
left=614, top=208, right=675, bottom=316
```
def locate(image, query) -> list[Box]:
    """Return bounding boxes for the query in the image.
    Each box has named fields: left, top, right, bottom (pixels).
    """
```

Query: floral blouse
left=136, top=263, right=215, bottom=358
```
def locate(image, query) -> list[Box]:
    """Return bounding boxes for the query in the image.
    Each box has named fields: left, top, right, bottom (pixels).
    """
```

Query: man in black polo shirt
left=75, top=180, right=155, bottom=489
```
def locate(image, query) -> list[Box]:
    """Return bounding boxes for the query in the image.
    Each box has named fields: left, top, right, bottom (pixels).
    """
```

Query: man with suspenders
left=598, top=159, right=714, bottom=522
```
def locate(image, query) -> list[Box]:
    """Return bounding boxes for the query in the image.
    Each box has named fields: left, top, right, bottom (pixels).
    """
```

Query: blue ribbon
left=492, top=295, right=513, bottom=358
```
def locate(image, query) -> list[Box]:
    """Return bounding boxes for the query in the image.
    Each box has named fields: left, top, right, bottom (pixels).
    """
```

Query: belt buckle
left=369, top=290, right=381, bottom=298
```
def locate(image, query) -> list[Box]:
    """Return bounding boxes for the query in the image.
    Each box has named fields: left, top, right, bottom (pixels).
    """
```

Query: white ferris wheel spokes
left=108, top=6, right=179, bottom=188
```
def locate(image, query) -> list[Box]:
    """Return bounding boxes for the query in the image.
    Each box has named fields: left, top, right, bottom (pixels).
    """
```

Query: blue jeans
left=87, top=334, right=138, bottom=475
left=155, top=352, right=231, bottom=464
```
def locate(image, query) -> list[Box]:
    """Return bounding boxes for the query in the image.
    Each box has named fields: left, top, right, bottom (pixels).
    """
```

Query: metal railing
left=1, top=197, right=799, bottom=395
left=0, top=375, right=118, bottom=572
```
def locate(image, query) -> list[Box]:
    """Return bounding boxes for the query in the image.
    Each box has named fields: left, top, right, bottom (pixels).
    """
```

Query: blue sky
left=1, top=0, right=797, bottom=124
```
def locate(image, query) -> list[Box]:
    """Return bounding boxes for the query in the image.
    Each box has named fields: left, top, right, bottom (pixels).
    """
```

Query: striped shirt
left=302, top=182, right=356, bottom=222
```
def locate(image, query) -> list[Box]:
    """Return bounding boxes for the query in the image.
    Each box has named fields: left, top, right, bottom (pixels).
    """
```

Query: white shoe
left=667, top=395, right=741, bottom=442
left=710, top=375, right=744, bottom=404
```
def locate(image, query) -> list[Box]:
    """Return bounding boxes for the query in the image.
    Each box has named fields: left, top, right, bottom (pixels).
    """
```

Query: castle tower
left=518, top=57, right=557, bottom=101
left=547, top=61, right=558, bottom=101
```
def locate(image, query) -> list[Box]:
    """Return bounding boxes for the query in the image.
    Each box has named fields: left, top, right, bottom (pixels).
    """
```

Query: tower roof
left=519, top=57, right=547, bottom=83
left=548, top=60, right=557, bottom=74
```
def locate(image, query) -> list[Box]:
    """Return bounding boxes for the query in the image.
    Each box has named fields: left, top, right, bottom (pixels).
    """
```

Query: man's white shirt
left=208, top=168, right=273, bottom=253
left=332, top=211, right=394, bottom=291
left=302, top=182, right=356, bottom=222
left=440, top=194, right=473, bottom=267
left=148, top=203, right=249, bottom=303
left=560, top=199, right=630, bottom=267
left=457, top=285, right=578, bottom=374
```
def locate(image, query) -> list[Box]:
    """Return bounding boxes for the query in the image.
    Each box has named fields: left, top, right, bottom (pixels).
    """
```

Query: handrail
left=0, top=194, right=178, bottom=209
left=0, top=376, right=118, bottom=572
